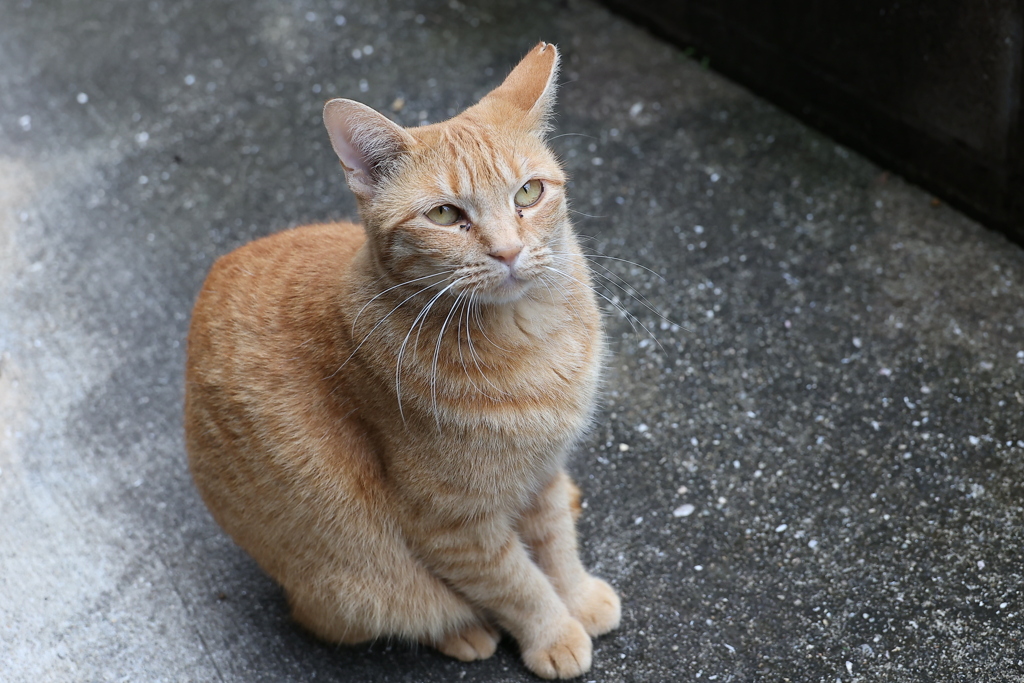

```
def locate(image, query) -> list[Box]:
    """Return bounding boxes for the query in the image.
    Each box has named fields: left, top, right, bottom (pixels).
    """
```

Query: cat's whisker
left=548, top=254, right=649, bottom=306
left=455, top=295, right=477, bottom=394
left=546, top=246, right=677, bottom=326
left=566, top=208, right=607, bottom=219
left=572, top=232, right=666, bottom=269
left=548, top=131, right=593, bottom=140
left=550, top=249, right=666, bottom=281
left=455, top=295, right=499, bottom=400
left=450, top=267, right=497, bottom=297
left=543, top=265, right=666, bottom=354
left=471, top=303, right=514, bottom=353
left=548, top=254, right=678, bottom=329
left=574, top=232, right=625, bottom=248
left=537, top=273, right=588, bottom=330
left=328, top=276, right=454, bottom=380
left=554, top=237, right=690, bottom=332
left=351, top=269, right=457, bottom=334
left=464, top=295, right=512, bottom=400
left=412, top=279, right=463, bottom=357
left=431, top=291, right=469, bottom=429
left=395, top=276, right=468, bottom=424
left=591, top=268, right=690, bottom=334
left=460, top=297, right=485, bottom=390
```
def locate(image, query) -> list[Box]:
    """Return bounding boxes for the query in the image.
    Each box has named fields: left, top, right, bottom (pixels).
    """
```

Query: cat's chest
left=374, top=329, right=601, bottom=487
left=440, top=323, right=601, bottom=432
left=353, top=292, right=602, bottom=423
left=410, top=341, right=600, bottom=446
left=393, top=392, right=594, bottom=508
left=342, top=278, right=603, bottom=486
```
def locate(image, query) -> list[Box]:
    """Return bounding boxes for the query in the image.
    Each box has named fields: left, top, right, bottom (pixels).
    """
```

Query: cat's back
left=191, top=220, right=363, bottom=324
left=184, top=221, right=386, bottom=566
left=185, top=219, right=369, bottom=468
left=186, top=221, right=362, bottom=374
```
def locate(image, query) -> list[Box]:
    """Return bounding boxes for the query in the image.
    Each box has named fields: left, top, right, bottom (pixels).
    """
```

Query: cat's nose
left=489, top=244, right=523, bottom=266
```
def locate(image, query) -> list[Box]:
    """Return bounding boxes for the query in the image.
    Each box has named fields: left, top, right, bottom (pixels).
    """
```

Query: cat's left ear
left=477, top=42, right=560, bottom=136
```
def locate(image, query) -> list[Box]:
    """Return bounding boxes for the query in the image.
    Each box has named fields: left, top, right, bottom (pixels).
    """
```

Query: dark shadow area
left=598, top=0, right=1024, bottom=243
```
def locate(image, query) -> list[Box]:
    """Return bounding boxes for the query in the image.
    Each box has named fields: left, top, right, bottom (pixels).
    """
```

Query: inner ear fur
left=323, top=98, right=415, bottom=199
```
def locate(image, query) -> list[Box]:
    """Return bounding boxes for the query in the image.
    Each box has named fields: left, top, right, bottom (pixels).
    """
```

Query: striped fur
left=185, top=43, right=620, bottom=679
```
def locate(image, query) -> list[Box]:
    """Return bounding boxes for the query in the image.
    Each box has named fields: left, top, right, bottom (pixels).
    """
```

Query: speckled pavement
left=2, top=1, right=1023, bottom=681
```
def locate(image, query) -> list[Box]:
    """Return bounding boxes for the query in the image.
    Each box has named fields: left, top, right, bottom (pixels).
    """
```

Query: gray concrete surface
left=2, top=0, right=1022, bottom=681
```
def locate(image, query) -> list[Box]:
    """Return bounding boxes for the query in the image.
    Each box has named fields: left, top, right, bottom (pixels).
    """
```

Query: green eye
left=425, top=205, right=463, bottom=226
left=514, top=179, right=543, bottom=208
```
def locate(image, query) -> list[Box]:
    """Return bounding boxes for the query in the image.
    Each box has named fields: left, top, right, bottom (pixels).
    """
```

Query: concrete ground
left=2, top=0, right=1023, bottom=681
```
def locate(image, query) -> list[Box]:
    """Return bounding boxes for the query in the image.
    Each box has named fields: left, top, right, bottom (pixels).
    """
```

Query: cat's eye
left=514, top=179, right=543, bottom=208
left=425, top=205, right=464, bottom=226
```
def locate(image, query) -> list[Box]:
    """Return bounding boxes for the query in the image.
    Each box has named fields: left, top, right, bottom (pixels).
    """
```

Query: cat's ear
left=478, top=42, right=560, bottom=136
left=323, top=99, right=415, bottom=199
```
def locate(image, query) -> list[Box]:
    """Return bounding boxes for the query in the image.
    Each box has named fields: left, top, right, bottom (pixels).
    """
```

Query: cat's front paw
left=522, top=617, right=591, bottom=679
left=434, top=622, right=500, bottom=661
left=569, top=577, right=621, bottom=637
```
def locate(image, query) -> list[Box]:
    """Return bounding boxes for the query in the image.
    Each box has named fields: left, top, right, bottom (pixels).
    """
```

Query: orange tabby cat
left=184, top=43, right=620, bottom=679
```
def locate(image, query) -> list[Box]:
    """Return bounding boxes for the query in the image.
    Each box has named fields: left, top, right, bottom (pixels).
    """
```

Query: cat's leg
left=517, top=470, right=621, bottom=637
left=405, top=512, right=593, bottom=679
left=429, top=621, right=501, bottom=661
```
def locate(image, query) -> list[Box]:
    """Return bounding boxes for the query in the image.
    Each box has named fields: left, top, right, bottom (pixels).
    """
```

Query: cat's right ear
left=323, top=99, right=414, bottom=199
left=474, top=42, right=560, bottom=137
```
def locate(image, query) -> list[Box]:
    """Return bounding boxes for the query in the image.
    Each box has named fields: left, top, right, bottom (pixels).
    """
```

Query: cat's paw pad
left=434, top=622, right=500, bottom=661
left=522, top=617, right=592, bottom=679
left=571, top=577, right=621, bottom=637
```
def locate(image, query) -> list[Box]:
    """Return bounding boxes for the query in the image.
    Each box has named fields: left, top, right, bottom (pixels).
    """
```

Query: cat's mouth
left=450, top=258, right=544, bottom=304
left=474, top=269, right=534, bottom=304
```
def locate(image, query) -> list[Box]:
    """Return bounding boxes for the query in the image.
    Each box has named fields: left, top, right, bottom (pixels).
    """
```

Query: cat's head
left=323, top=42, right=570, bottom=304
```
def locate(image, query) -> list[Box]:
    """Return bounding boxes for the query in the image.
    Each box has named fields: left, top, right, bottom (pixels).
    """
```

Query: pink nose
left=489, top=244, right=523, bottom=266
